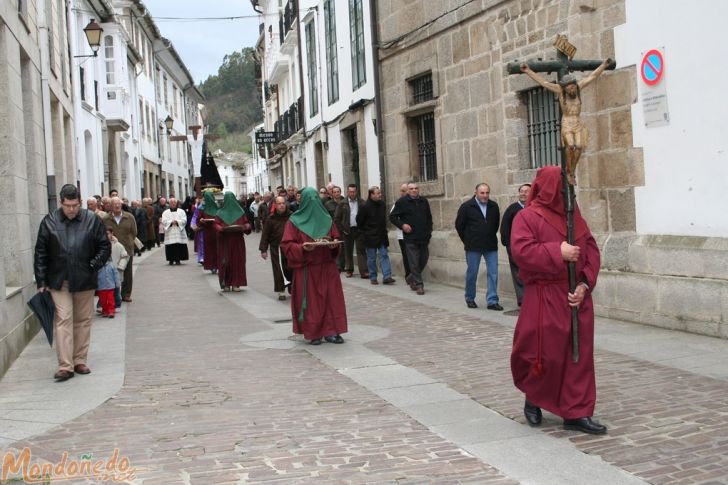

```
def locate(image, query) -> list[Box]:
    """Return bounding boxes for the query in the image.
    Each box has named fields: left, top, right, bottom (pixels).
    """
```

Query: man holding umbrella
left=33, top=184, right=110, bottom=381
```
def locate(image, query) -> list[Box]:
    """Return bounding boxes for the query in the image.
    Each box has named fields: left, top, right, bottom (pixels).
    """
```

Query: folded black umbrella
left=27, top=291, right=55, bottom=347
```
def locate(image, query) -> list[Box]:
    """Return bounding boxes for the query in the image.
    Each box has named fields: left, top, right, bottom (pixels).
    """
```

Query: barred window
left=324, top=0, right=339, bottom=104
left=524, top=87, right=562, bottom=169
left=410, top=73, right=433, bottom=104
left=414, top=112, right=437, bottom=181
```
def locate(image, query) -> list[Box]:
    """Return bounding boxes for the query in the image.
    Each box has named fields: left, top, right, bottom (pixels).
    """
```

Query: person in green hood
left=214, top=192, right=252, bottom=291
left=280, top=187, right=348, bottom=345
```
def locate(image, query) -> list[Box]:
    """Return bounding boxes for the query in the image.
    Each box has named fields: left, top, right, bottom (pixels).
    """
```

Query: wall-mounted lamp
left=74, top=19, right=103, bottom=58
left=164, top=115, right=174, bottom=134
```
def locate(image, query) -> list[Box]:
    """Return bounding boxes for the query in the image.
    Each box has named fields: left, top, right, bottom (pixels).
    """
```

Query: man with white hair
left=162, top=197, right=189, bottom=265
left=87, top=197, right=107, bottom=218
left=103, top=196, right=137, bottom=302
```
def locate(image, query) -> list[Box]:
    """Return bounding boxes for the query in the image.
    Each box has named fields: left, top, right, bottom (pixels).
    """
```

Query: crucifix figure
left=520, top=58, right=611, bottom=184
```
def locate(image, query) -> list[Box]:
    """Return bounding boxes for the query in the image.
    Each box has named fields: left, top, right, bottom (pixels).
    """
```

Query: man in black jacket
left=356, top=186, right=395, bottom=285
left=455, top=183, right=502, bottom=310
left=34, top=184, right=110, bottom=381
left=390, top=182, right=432, bottom=295
left=500, top=183, right=531, bottom=307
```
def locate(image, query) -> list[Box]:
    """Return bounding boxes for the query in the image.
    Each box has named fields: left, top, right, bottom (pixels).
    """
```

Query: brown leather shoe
left=74, top=364, right=91, bottom=374
left=416, top=288, right=425, bottom=295
left=54, top=370, right=74, bottom=381
left=122, top=296, right=132, bottom=302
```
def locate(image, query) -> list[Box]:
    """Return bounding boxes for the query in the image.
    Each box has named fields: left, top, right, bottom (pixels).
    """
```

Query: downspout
left=369, top=0, right=387, bottom=201
left=38, top=3, right=57, bottom=210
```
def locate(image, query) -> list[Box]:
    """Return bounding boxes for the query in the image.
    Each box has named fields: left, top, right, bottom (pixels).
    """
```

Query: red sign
left=641, top=49, right=664, bottom=86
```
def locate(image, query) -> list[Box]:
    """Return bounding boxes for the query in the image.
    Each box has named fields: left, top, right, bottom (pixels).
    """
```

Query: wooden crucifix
left=507, top=35, right=616, bottom=362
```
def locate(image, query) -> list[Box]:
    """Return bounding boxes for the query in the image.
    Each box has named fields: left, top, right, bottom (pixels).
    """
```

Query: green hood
left=216, top=192, right=246, bottom=225
left=288, top=187, right=332, bottom=239
left=202, top=192, right=218, bottom=217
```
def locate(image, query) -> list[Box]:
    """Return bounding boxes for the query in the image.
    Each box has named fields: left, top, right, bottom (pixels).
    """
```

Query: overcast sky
left=142, top=0, right=262, bottom=84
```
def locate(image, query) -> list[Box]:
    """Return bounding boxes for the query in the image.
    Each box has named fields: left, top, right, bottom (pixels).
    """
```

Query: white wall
left=615, top=0, right=728, bottom=237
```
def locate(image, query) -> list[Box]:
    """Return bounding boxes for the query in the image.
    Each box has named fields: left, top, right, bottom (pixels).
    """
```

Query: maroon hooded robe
left=280, top=223, right=347, bottom=341
left=510, top=166, right=601, bottom=420
left=214, top=215, right=251, bottom=288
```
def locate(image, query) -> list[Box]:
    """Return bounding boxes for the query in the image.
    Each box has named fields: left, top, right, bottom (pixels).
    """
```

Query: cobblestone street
left=2, top=235, right=728, bottom=484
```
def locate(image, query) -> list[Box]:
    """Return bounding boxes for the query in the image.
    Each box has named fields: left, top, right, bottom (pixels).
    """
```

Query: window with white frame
left=324, top=0, right=339, bottom=104
left=104, top=36, right=115, bottom=92
left=349, top=0, right=366, bottom=90
left=305, top=21, right=318, bottom=117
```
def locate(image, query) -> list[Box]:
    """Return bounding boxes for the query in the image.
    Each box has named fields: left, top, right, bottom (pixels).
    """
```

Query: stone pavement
left=1, top=233, right=728, bottom=484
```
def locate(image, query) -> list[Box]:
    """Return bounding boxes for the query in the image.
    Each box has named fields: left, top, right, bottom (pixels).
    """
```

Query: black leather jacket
left=34, top=208, right=111, bottom=291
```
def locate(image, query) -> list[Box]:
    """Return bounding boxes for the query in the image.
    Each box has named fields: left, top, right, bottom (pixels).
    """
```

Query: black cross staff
left=507, top=39, right=616, bottom=363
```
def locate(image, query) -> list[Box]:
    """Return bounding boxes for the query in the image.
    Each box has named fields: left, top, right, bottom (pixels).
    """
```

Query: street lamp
left=164, top=115, right=174, bottom=134
left=74, top=19, right=103, bottom=58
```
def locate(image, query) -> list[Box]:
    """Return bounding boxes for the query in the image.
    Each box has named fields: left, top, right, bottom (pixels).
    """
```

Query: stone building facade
left=1, top=0, right=78, bottom=376
left=375, top=0, right=727, bottom=337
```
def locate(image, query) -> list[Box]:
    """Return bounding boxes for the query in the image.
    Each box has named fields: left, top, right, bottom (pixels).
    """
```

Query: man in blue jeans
left=356, top=186, right=395, bottom=285
left=455, top=183, right=502, bottom=310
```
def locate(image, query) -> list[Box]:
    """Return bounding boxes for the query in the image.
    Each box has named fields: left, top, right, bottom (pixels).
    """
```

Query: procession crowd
left=32, top=166, right=607, bottom=438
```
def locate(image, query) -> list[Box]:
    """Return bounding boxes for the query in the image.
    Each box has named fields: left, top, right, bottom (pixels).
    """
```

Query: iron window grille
left=524, top=87, right=562, bottom=169
left=414, top=112, right=437, bottom=181
left=410, top=73, right=433, bottom=104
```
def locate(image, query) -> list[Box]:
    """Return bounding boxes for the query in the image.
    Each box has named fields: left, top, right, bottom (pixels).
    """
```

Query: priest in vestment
left=199, top=191, right=219, bottom=274
left=161, top=198, right=189, bottom=265
left=510, top=166, right=606, bottom=435
left=214, top=192, right=252, bottom=291
left=280, top=187, right=347, bottom=345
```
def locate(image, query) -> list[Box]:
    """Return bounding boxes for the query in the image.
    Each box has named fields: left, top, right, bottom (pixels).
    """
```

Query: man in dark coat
left=455, top=183, right=502, bottom=310
left=34, top=184, right=110, bottom=381
left=356, top=186, right=395, bottom=285
left=389, top=182, right=432, bottom=295
left=500, top=183, right=531, bottom=307
left=259, top=195, right=293, bottom=300
left=131, top=200, right=147, bottom=255
left=334, top=184, right=368, bottom=278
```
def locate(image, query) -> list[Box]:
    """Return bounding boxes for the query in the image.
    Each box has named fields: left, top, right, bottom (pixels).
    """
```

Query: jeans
left=366, top=246, right=392, bottom=281
left=464, top=250, right=499, bottom=305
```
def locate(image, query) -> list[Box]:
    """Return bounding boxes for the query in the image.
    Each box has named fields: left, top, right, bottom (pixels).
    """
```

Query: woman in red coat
left=510, top=166, right=606, bottom=435
left=281, top=187, right=347, bottom=345
left=214, top=192, right=252, bottom=291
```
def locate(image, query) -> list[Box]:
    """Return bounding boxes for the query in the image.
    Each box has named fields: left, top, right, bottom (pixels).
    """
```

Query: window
left=104, top=36, right=115, bottom=86
left=18, top=0, right=27, bottom=17
left=163, top=74, right=168, bottom=106
left=172, top=85, right=178, bottom=117
left=139, top=99, right=145, bottom=135
left=79, top=67, right=86, bottom=101
left=524, top=87, right=562, bottom=169
left=305, top=21, right=318, bottom=117
left=155, top=68, right=161, bottom=101
left=410, top=73, right=433, bottom=104
left=324, top=0, right=339, bottom=104
left=349, top=0, right=366, bottom=89
left=413, top=113, right=437, bottom=181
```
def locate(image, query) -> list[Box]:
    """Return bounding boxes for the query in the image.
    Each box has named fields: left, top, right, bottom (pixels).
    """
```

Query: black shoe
left=524, top=400, right=542, bottom=426
left=487, top=303, right=504, bottom=311
left=563, top=417, right=607, bottom=435
left=54, top=370, right=74, bottom=381
left=382, top=277, right=396, bottom=285
left=309, top=339, right=322, bottom=346
left=466, top=301, right=478, bottom=309
left=324, top=335, right=344, bottom=344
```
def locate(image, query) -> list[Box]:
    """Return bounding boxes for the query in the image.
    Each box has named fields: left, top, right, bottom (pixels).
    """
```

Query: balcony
left=100, top=86, right=131, bottom=132
left=278, top=0, right=296, bottom=46
left=274, top=96, right=304, bottom=142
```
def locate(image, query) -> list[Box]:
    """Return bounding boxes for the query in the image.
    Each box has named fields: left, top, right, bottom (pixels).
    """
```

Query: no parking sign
left=640, top=47, right=669, bottom=127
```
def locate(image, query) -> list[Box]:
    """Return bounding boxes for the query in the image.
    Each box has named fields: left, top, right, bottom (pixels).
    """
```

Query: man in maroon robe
left=281, top=187, right=347, bottom=345
left=510, top=166, right=606, bottom=435
left=214, top=192, right=252, bottom=291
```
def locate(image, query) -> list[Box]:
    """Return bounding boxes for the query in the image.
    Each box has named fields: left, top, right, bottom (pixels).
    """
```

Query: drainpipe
left=369, top=0, right=387, bottom=202
left=38, top=2, right=57, bottom=210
